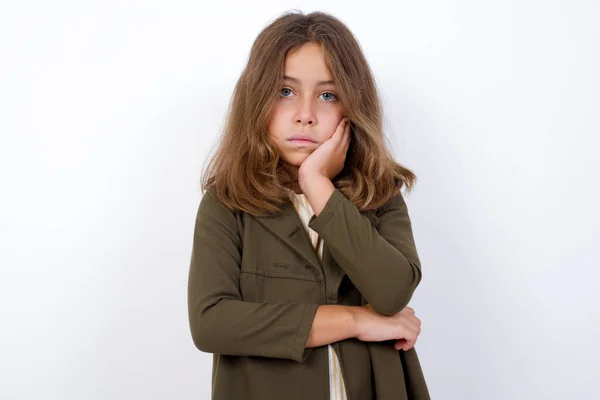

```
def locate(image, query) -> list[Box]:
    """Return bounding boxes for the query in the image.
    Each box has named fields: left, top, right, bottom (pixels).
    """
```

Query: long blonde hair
left=201, top=10, right=416, bottom=216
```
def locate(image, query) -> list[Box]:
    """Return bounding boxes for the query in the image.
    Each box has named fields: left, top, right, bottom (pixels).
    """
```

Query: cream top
left=287, top=190, right=348, bottom=400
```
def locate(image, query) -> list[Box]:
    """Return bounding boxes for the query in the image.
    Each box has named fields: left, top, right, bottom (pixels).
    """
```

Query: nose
left=294, top=97, right=316, bottom=126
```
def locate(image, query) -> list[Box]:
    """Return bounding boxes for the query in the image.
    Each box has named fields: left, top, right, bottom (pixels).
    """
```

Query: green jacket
left=187, top=186, right=430, bottom=399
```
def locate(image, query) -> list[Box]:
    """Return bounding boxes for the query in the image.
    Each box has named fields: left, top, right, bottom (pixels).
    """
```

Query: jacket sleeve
left=308, top=188, right=422, bottom=316
left=187, top=188, right=319, bottom=363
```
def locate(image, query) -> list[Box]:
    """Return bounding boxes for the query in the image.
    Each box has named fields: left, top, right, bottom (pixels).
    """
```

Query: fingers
left=402, top=322, right=420, bottom=344
left=326, top=117, right=350, bottom=159
left=401, top=306, right=415, bottom=316
left=394, top=339, right=405, bottom=350
left=394, top=338, right=416, bottom=351
left=341, top=119, right=350, bottom=151
left=335, top=117, right=350, bottom=155
left=331, top=117, right=345, bottom=139
left=396, top=307, right=422, bottom=348
left=406, top=315, right=422, bottom=336
left=335, top=117, right=350, bottom=140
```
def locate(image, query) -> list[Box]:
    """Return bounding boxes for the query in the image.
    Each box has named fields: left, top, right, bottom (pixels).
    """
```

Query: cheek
left=320, top=110, right=345, bottom=139
left=267, top=106, right=289, bottom=137
left=267, top=113, right=281, bottom=140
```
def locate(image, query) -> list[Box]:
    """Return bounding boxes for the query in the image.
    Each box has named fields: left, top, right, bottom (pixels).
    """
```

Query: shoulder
left=194, top=187, right=246, bottom=244
left=199, top=186, right=220, bottom=210
left=200, top=185, right=220, bottom=205
left=375, top=188, right=408, bottom=216
left=197, top=186, right=242, bottom=221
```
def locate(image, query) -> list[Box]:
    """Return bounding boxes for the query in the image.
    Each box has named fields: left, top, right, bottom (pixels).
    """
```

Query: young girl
left=188, top=10, right=429, bottom=400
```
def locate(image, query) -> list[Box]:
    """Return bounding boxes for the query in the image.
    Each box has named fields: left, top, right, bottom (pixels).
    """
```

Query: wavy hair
left=201, top=10, right=417, bottom=216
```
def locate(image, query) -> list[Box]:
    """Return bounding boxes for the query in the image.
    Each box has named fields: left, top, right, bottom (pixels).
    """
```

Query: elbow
left=190, top=322, right=213, bottom=353
left=188, top=302, right=221, bottom=354
left=370, top=296, right=413, bottom=317
left=369, top=260, right=422, bottom=316
left=189, top=316, right=213, bottom=353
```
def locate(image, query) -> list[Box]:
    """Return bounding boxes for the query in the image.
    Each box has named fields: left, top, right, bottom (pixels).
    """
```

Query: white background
left=1, top=1, right=599, bottom=399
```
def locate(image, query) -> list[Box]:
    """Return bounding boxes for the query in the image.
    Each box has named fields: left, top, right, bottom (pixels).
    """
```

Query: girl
left=188, top=10, right=429, bottom=400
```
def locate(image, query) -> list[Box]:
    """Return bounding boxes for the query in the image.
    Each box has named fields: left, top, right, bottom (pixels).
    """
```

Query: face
left=267, top=42, right=344, bottom=167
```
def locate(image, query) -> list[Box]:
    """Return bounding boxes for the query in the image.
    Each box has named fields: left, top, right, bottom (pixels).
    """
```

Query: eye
left=279, top=87, right=338, bottom=102
left=280, top=87, right=293, bottom=97
left=320, top=92, right=338, bottom=102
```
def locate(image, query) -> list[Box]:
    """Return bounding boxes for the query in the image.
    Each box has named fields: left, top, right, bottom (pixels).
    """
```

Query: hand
left=298, top=117, right=351, bottom=183
left=353, top=304, right=422, bottom=352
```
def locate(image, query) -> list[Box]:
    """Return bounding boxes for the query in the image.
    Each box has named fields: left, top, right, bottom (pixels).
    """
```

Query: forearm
left=190, top=297, right=319, bottom=362
left=307, top=189, right=423, bottom=316
left=305, top=305, right=360, bottom=348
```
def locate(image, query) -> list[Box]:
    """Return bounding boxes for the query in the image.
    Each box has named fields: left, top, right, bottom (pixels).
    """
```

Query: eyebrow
left=283, top=75, right=335, bottom=86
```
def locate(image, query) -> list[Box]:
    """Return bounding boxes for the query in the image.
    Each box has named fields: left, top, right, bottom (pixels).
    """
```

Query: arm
left=296, top=118, right=422, bottom=316
left=187, top=188, right=319, bottom=363
left=306, top=305, right=360, bottom=348
left=307, top=187, right=423, bottom=317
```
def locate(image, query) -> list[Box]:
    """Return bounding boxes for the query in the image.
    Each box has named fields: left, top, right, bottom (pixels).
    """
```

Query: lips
left=287, top=134, right=317, bottom=143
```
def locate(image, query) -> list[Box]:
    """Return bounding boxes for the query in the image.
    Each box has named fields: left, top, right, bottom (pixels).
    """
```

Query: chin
left=281, top=153, right=309, bottom=167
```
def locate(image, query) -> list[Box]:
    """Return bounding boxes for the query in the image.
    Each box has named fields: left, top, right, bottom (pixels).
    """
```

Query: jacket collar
left=252, top=189, right=380, bottom=269
left=254, top=198, right=323, bottom=269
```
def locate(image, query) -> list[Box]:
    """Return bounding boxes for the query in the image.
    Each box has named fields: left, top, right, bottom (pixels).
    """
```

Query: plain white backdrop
left=1, top=1, right=599, bottom=399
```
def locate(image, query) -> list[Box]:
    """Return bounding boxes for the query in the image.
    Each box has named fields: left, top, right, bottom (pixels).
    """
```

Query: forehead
left=283, top=42, right=333, bottom=83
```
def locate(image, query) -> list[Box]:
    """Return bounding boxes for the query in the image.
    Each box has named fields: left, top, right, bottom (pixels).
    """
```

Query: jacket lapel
left=254, top=200, right=322, bottom=269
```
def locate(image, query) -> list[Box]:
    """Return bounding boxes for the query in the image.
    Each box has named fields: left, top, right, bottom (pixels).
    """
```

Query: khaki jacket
left=187, top=186, right=430, bottom=399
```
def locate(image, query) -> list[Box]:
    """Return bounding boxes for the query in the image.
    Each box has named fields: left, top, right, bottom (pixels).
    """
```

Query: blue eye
left=279, top=87, right=338, bottom=102
left=320, top=92, right=337, bottom=102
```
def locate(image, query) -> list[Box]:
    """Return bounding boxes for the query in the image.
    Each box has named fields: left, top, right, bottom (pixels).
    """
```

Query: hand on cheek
left=298, top=117, right=351, bottom=182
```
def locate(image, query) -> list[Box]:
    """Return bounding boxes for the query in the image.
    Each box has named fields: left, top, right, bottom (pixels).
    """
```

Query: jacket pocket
left=240, top=261, right=324, bottom=304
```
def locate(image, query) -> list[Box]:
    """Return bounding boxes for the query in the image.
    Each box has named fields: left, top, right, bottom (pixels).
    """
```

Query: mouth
left=287, top=134, right=317, bottom=144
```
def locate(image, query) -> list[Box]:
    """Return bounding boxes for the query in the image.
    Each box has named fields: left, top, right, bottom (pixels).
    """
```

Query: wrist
left=348, top=306, right=364, bottom=339
left=298, top=169, right=327, bottom=192
left=298, top=167, right=320, bottom=185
